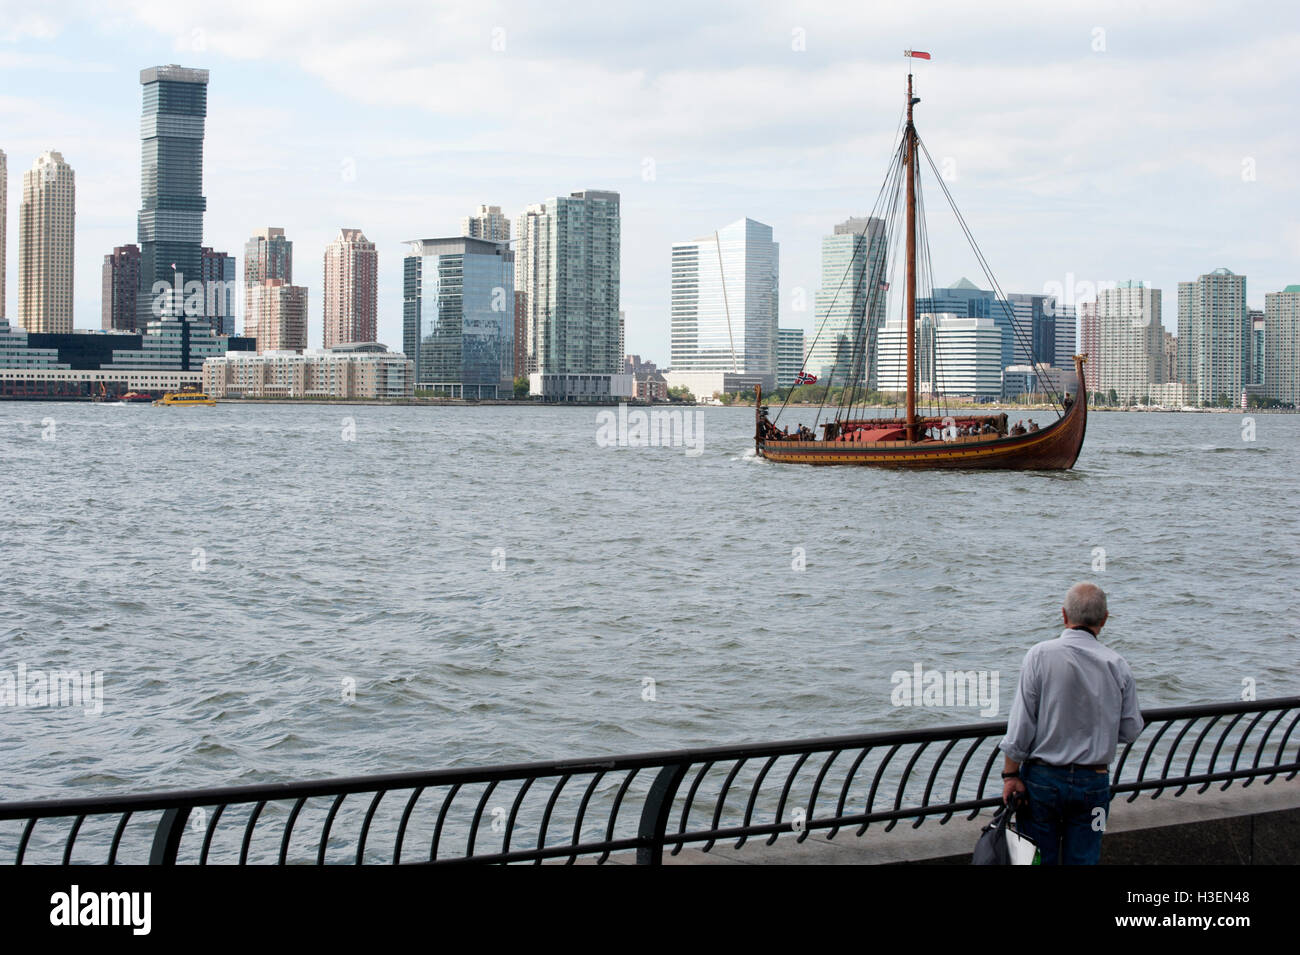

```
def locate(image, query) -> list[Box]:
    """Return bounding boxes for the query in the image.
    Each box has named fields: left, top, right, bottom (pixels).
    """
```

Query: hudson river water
left=1, top=402, right=1296, bottom=800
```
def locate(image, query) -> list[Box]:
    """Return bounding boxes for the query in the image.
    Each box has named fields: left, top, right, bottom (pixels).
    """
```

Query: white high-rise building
left=1264, top=285, right=1300, bottom=408
left=18, top=150, right=75, bottom=333
left=877, top=313, right=1002, bottom=399
left=670, top=217, right=779, bottom=383
left=462, top=205, right=511, bottom=242
left=806, top=217, right=886, bottom=386
left=1095, top=282, right=1164, bottom=403
left=1178, top=268, right=1248, bottom=405
left=777, top=327, right=806, bottom=388
left=516, top=190, right=621, bottom=380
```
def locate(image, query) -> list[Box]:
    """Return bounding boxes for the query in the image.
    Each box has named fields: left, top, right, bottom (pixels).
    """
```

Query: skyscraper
left=1264, top=286, right=1300, bottom=408
left=244, top=227, right=293, bottom=340
left=200, top=247, right=236, bottom=335
left=1178, top=268, right=1248, bottom=405
left=0, top=149, right=6, bottom=320
left=18, top=150, right=75, bottom=333
left=515, top=190, right=620, bottom=377
left=402, top=236, right=514, bottom=398
left=1094, top=282, right=1164, bottom=403
left=102, top=245, right=141, bottom=331
left=136, top=65, right=209, bottom=330
left=805, top=217, right=884, bottom=386
left=670, top=217, right=779, bottom=378
left=248, top=279, right=308, bottom=353
left=323, top=229, right=378, bottom=349
left=462, top=205, right=510, bottom=242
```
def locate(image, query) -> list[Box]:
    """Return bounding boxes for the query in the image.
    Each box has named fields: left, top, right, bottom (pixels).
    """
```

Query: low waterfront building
left=202, top=343, right=413, bottom=399
left=1147, top=382, right=1190, bottom=406
left=528, top=372, right=634, bottom=402
left=1003, top=364, right=1079, bottom=401
left=0, top=316, right=253, bottom=398
left=661, top=369, right=773, bottom=400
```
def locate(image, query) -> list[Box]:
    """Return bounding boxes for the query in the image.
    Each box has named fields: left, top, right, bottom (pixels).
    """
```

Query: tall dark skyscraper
left=136, top=65, right=209, bottom=329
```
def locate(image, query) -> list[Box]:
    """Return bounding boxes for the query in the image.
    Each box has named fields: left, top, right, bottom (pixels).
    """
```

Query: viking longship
left=756, top=54, right=1087, bottom=469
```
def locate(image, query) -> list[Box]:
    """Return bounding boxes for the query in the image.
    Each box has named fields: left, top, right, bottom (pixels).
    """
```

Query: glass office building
left=403, top=237, right=514, bottom=398
left=806, top=217, right=884, bottom=387
left=670, top=217, right=779, bottom=377
left=136, top=65, right=209, bottom=329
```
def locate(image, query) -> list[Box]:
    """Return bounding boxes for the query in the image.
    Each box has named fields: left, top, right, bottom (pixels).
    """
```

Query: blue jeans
left=1017, top=763, right=1113, bottom=865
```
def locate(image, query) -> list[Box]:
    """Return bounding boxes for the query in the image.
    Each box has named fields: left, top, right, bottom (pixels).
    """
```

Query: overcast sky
left=2, top=0, right=1297, bottom=362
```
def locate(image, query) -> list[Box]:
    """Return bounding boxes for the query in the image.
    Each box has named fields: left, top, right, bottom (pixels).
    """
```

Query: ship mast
left=904, top=72, right=919, bottom=442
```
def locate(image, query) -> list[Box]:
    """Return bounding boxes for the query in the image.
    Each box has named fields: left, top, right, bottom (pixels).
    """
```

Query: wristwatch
left=1000, top=771, right=1020, bottom=779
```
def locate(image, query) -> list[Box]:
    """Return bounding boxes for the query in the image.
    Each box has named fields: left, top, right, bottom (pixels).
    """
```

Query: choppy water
left=0, top=402, right=1296, bottom=801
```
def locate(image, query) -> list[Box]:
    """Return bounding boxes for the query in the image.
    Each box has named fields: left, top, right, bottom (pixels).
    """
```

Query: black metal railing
left=1, top=696, right=1296, bottom=865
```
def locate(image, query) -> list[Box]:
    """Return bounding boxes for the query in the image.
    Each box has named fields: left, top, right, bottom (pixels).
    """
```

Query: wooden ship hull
left=756, top=357, right=1087, bottom=470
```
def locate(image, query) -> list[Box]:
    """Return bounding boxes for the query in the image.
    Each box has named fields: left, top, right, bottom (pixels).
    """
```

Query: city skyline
left=1, top=4, right=1298, bottom=364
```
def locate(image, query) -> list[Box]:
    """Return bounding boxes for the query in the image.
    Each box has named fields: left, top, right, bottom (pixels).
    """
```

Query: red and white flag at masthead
left=904, top=50, right=932, bottom=60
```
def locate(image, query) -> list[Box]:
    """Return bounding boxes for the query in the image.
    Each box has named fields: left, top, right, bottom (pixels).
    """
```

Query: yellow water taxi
left=153, top=391, right=216, bottom=406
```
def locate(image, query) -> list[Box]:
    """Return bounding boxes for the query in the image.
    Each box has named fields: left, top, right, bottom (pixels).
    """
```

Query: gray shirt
left=1002, top=628, right=1143, bottom=766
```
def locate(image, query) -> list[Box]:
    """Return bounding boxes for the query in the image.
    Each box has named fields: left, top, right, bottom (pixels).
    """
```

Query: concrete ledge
left=589, top=779, right=1300, bottom=865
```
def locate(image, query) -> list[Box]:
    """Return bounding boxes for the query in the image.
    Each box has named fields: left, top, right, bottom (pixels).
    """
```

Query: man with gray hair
left=1000, top=582, right=1143, bottom=864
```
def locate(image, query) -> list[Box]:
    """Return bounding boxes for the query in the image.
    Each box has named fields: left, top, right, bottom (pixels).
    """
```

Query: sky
left=1, top=0, right=1298, bottom=363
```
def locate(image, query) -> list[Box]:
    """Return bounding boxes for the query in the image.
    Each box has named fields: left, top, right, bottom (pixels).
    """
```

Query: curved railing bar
left=767, top=752, right=811, bottom=845
left=199, top=804, right=225, bottom=865
left=703, top=759, right=749, bottom=851
left=279, top=796, right=308, bottom=865
left=429, top=783, right=462, bottom=862
left=887, top=742, right=931, bottom=833
left=317, top=792, right=348, bottom=865
left=393, top=787, right=426, bottom=864
left=1225, top=710, right=1269, bottom=791
left=673, top=760, right=716, bottom=848
left=534, top=773, right=572, bottom=865
left=596, top=769, right=640, bottom=865
left=238, top=801, right=266, bottom=865
left=465, top=780, right=499, bottom=859
left=858, top=743, right=903, bottom=836
left=1176, top=714, right=1222, bottom=797
left=735, top=755, right=780, bottom=849
left=1199, top=712, right=1246, bottom=794
left=566, top=772, right=607, bottom=865
left=501, top=777, right=536, bottom=857
left=918, top=737, right=961, bottom=828
left=108, top=811, right=134, bottom=865
left=799, top=749, right=844, bottom=843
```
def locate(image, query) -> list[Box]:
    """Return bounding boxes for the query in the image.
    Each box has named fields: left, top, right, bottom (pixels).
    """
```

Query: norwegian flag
left=795, top=372, right=818, bottom=385
left=905, top=50, right=932, bottom=60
